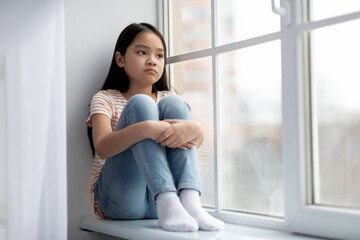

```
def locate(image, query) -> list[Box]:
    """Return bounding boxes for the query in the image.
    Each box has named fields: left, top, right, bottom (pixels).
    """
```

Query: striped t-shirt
left=86, top=89, right=174, bottom=217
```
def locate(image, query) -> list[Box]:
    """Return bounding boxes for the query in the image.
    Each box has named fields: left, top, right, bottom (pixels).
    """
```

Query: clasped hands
left=151, top=119, right=200, bottom=150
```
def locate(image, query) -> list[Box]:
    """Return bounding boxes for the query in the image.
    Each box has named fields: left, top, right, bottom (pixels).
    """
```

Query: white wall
left=65, top=0, right=159, bottom=232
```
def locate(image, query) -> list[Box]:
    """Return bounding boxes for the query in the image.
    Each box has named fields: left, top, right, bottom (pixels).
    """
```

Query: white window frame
left=283, top=1, right=360, bottom=239
left=160, top=1, right=360, bottom=239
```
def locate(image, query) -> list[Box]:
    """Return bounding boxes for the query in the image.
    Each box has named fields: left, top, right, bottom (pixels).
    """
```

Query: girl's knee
left=159, top=94, right=185, bottom=105
left=126, top=94, right=158, bottom=117
left=158, top=95, right=191, bottom=119
left=128, top=94, right=155, bottom=105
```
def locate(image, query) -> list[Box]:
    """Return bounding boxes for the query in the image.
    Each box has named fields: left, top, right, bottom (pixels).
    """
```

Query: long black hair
left=88, top=23, right=169, bottom=156
left=101, top=22, right=169, bottom=92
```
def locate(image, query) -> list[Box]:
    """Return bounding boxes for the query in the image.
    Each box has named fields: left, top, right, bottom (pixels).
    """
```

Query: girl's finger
left=183, top=142, right=196, bottom=149
left=164, top=138, right=180, bottom=148
left=180, top=145, right=190, bottom=150
left=178, top=146, right=187, bottom=150
left=163, top=119, right=178, bottom=124
left=188, top=141, right=197, bottom=146
left=159, top=134, right=175, bottom=146
left=156, top=128, right=173, bottom=143
left=179, top=140, right=197, bottom=150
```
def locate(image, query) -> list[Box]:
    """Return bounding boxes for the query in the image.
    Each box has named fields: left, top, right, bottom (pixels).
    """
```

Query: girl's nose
left=147, top=56, right=156, bottom=66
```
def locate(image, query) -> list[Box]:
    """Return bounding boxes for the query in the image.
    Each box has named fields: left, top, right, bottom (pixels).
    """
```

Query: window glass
left=169, top=0, right=212, bottom=56
left=169, top=57, right=214, bottom=207
left=310, top=0, right=360, bottom=21
left=217, top=0, right=280, bottom=46
left=219, top=41, right=283, bottom=217
left=0, top=55, right=6, bottom=221
left=310, top=20, right=360, bottom=208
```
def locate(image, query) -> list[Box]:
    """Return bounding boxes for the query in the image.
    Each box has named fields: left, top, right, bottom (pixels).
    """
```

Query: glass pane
left=169, top=57, right=214, bottom=208
left=0, top=55, right=6, bottom=224
left=310, top=0, right=360, bottom=21
left=219, top=41, right=283, bottom=217
left=169, top=0, right=211, bottom=56
left=217, top=0, right=280, bottom=46
left=311, top=20, right=360, bottom=208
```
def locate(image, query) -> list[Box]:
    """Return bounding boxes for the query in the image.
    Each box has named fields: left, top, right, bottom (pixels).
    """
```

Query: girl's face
left=116, top=32, right=165, bottom=90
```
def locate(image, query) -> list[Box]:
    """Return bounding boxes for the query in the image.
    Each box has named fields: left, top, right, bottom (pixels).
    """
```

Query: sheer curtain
left=0, top=0, right=67, bottom=239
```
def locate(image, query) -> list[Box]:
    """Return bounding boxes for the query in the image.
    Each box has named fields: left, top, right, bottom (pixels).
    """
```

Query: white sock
left=156, top=191, right=198, bottom=232
left=180, top=189, right=225, bottom=231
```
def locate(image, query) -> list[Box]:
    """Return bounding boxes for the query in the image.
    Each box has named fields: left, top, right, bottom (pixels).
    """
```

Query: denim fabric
left=94, top=94, right=201, bottom=219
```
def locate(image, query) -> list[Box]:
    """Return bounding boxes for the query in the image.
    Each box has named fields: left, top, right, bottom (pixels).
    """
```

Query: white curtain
left=0, top=0, right=67, bottom=239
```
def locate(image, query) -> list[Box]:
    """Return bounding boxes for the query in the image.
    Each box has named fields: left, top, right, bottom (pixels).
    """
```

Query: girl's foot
left=180, top=189, right=225, bottom=231
left=156, top=191, right=198, bottom=232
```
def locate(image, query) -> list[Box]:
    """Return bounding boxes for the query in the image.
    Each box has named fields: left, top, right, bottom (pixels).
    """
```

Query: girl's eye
left=138, top=51, right=146, bottom=55
left=157, top=54, right=164, bottom=58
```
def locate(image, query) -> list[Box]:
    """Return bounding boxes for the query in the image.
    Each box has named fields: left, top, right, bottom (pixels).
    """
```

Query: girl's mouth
left=145, top=68, right=157, bottom=74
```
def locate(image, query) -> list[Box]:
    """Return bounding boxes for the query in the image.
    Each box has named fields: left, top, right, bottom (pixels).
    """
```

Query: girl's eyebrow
left=135, top=44, right=164, bottom=52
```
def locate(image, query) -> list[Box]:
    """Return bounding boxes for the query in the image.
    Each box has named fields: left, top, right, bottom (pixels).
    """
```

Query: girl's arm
left=92, top=114, right=171, bottom=158
left=156, top=119, right=204, bottom=149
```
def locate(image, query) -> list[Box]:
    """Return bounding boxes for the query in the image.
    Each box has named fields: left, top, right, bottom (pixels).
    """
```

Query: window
left=169, top=57, right=215, bottom=207
left=310, top=0, right=360, bottom=21
left=163, top=0, right=360, bottom=239
left=219, top=42, right=282, bottom=217
left=310, top=19, right=360, bottom=209
left=0, top=55, right=5, bottom=228
left=165, top=0, right=284, bottom=220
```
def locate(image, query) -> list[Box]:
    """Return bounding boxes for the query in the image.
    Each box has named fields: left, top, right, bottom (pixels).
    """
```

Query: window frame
left=160, top=0, right=360, bottom=238
left=283, top=1, right=360, bottom=239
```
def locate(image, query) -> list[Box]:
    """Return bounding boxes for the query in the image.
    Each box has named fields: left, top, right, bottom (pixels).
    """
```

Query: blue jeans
left=94, top=94, right=201, bottom=219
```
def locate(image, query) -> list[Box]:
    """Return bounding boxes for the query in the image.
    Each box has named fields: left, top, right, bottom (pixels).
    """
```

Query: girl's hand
left=155, top=119, right=202, bottom=149
left=147, top=120, right=172, bottom=141
left=179, top=140, right=197, bottom=151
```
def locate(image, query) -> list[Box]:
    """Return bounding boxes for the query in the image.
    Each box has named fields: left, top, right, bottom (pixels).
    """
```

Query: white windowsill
left=80, top=215, right=325, bottom=240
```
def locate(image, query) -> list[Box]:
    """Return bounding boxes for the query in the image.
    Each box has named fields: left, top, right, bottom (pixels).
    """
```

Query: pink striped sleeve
left=86, top=91, right=113, bottom=127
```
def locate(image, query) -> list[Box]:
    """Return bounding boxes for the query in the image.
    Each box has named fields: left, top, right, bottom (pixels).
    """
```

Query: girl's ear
left=115, top=51, right=125, bottom=67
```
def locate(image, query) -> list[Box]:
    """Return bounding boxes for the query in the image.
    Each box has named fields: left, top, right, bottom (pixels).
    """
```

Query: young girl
left=86, top=23, right=224, bottom=232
